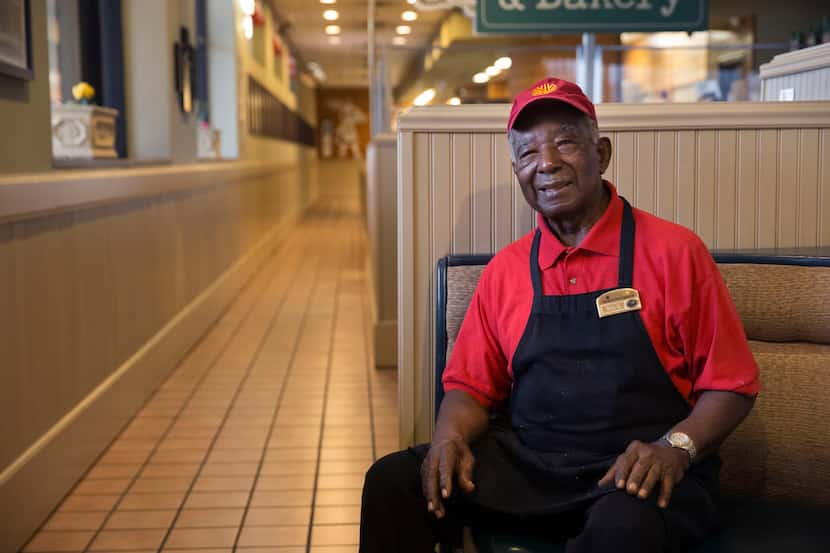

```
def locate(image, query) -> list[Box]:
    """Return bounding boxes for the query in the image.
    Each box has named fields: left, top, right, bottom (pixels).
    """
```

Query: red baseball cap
left=507, top=77, right=596, bottom=132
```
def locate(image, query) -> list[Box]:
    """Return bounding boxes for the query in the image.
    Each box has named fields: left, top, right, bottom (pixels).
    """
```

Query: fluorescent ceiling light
left=407, top=0, right=416, bottom=4
left=392, top=36, right=407, bottom=46
left=325, top=25, right=341, bottom=35
left=447, top=97, right=461, bottom=105
left=473, top=72, right=489, bottom=84
left=323, top=9, right=339, bottom=21
left=396, top=25, right=411, bottom=35
left=494, top=56, right=512, bottom=70
left=485, top=65, right=500, bottom=77
left=402, top=10, right=418, bottom=21
left=413, top=88, right=436, bottom=106
left=320, top=0, right=336, bottom=4
left=239, top=0, right=255, bottom=16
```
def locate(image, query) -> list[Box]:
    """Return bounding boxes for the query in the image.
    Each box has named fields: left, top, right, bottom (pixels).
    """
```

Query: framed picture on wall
left=0, top=0, right=33, bottom=80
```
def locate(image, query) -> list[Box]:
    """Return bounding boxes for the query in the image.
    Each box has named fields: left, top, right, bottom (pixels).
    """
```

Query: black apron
left=468, top=198, right=718, bottom=517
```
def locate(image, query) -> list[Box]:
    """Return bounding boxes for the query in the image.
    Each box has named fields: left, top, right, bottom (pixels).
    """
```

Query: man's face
left=510, top=103, right=611, bottom=222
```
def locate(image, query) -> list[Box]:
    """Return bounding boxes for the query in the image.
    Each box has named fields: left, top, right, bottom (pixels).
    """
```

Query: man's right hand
left=420, top=436, right=476, bottom=519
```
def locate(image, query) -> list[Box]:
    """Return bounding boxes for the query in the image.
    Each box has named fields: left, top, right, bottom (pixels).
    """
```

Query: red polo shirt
left=443, top=183, right=760, bottom=408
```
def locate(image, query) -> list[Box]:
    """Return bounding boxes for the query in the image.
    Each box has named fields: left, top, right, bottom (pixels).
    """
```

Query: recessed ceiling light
left=320, top=0, right=336, bottom=4
left=325, top=24, right=341, bottom=34
left=396, top=25, right=411, bottom=35
left=323, top=9, right=339, bottom=21
left=485, top=65, right=501, bottom=77
left=494, top=56, right=512, bottom=70
left=328, top=35, right=341, bottom=45
left=447, top=97, right=461, bottom=105
left=473, top=72, right=489, bottom=84
left=402, top=10, right=417, bottom=21
left=413, top=88, right=436, bottom=106
left=392, top=36, right=407, bottom=46
left=406, top=0, right=416, bottom=4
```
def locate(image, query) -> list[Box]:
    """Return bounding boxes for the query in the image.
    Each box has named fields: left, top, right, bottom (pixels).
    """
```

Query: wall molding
left=0, top=210, right=298, bottom=553
left=397, top=101, right=830, bottom=134
left=0, top=160, right=295, bottom=224
left=760, top=43, right=830, bottom=80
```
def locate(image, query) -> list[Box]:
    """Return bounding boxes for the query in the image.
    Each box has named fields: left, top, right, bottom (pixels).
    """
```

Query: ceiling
left=268, top=0, right=452, bottom=88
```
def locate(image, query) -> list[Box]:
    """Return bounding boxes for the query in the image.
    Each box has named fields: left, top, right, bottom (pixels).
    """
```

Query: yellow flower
left=72, top=82, right=96, bottom=102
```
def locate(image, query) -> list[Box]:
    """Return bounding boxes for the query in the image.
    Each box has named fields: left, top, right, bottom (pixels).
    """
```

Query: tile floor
left=22, top=163, right=397, bottom=553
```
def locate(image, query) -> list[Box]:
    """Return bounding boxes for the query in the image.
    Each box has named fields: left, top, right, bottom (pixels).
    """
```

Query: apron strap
left=618, top=197, right=635, bottom=288
left=529, top=228, right=543, bottom=298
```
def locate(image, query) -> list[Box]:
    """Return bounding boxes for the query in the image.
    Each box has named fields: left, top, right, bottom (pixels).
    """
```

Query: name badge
left=596, top=288, right=642, bottom=318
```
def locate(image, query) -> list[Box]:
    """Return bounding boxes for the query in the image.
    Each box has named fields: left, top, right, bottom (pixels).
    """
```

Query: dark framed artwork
left=0, top=0, right=33, bottom=80
left=174, top=26, right=195, bottom=114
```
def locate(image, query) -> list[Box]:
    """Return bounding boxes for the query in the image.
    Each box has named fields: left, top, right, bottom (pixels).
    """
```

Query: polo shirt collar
left=537, top=181, right=623, bottom=269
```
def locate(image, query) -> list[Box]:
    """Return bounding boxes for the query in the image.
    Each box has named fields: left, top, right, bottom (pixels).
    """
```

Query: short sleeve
left=442, top=268, right=512, bottom=409
left=675, top=254, right=761, bottom=398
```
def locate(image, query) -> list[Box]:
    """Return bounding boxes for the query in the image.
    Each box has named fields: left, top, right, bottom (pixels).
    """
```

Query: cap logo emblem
left=531, top=82, right=557, bottom=96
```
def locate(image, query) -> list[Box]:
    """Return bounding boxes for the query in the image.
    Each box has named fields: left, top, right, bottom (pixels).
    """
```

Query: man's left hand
left=598, top=440, right=690, bottom=509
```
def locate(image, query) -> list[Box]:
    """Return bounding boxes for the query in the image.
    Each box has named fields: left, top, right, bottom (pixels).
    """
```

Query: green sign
left=476, top=0, right=708, bottom=34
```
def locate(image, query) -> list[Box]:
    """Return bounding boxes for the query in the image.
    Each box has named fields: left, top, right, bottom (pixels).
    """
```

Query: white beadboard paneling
left=716, top=130, right=738, bottom=249
left=451, top=134, right=472, bottom=253
left=798, top=129, right=820, bottom=246
left=736, top=130, right=758, bottom=248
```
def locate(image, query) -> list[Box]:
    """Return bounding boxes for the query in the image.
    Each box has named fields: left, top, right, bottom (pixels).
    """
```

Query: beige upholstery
left=718, top=264, right=830, bottom=344
left=441, top=260, right=830, bottom=508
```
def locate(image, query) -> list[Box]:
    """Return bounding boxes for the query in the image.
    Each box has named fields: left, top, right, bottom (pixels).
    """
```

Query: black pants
left=360, top=447, right=718, bottom=553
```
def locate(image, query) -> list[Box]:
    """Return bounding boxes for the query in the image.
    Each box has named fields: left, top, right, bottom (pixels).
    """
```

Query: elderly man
left=360, top=78, right=759, bottom=553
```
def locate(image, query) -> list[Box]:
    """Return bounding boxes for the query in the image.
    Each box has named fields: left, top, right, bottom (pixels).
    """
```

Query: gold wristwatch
left=663, top=431, right=697, bottom=461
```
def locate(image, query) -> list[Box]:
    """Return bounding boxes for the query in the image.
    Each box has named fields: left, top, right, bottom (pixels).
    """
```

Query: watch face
left=670, top=432, right=690, bottom=448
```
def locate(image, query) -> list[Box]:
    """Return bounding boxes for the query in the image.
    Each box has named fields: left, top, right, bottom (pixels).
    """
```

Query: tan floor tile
left=176, top=508, right=245, bottom=528
left=255, top=474, right=315, bottom=490
left=59, top=494, right=120, bottom=512
left=73, top=478, right=132, bottom=495
left=313, top=489, right=362, bottom=506
left=165, top=527, right=238, bottom=548
left=98, top=448, right=152, bottom=465
left=120, top=491, right=185, bottom=510
left=162, top=549, right=230, bottom=553
left=131, top=477, right=194, bottom=494
left=42, top=511, right=108, bottom=531
left=265, top=448, right=318, bottom=462
left=237, top=525, right=308, bottom=547
left=150, top=448, right=208, bottom=464
left=184, top=491, right=251, bottom=509
left=322, top=434, right=372, bottom=448
left=167, top=426, right=219, bottom=439
left=318, top=460, right=371, bottom=475
left=316, top=474, right=365, bottom=489
left=157, top=437, right=213, bottom=450
left=201, top=462, right=260, bottom=477
left=260, top=461, right=316, bottom=476
left=24, top=530, right=94, bottom=552
left=208, top=448, right=264, bottom=463
left=310, top=524, right=359, bottom=546
left=141, top=463, right=201, bottom=478
left=214, top=436, right=268, bottom=449
left=236, top=546, right=306, bottom=553
left=250, top=489, right=313, bottom=507
left=86, top=464, right=143, bottom=480
left=193, top=475, right=256, bottom=491
left=104, top=509, right=177, bottom=529
left=89, top=528, right=166, bottom=551
left=244, top=507, right=311, bottom=527
left=312, top=506, right=361, bottom=525
left=309, top=546, right=358, bottom=553
left=107, top=439, right=158, bottom=452
left=319, top=449, right=373, bottom=461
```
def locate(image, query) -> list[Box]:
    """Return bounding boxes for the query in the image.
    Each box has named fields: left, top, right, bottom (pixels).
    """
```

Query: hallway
left=22, top=162, right=396, bottom=553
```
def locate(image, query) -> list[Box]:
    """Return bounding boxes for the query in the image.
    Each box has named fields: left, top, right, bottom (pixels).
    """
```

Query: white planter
left=51, top=103, right=119, bottom=159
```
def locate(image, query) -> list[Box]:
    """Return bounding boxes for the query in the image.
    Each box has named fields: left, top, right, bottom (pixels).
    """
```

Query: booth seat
left=434, top=248, right=830, bottom=553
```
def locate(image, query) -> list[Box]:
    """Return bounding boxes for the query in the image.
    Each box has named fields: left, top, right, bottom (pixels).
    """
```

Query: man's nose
left=538, top=145, right=561, bottom=173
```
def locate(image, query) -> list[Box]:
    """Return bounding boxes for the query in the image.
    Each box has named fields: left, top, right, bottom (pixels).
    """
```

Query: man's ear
left=598, top=137, right=612, bottom=174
